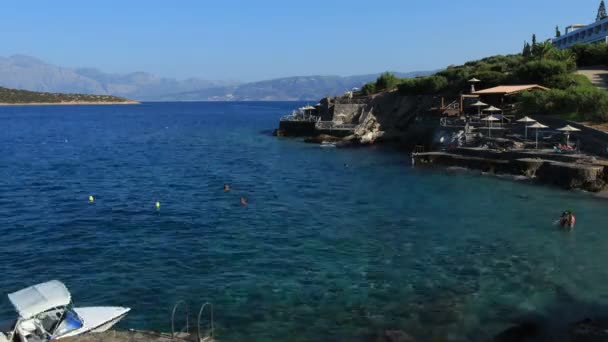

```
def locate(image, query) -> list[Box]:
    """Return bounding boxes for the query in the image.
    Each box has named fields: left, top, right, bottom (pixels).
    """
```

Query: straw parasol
left=528, top=122, right=548, bottom=149
left=470, top=100, right=488, bottom=117
left=483, top=106, right=502, bottom=113
left=481, top=115, right=500, bottom=138
left=557, top=125, right=581, bottom=146
left=483, top=106, right=503, bottom=125
left=468, top=78, right=481, bottom=92
left=516, top=116, right=537, bottom=140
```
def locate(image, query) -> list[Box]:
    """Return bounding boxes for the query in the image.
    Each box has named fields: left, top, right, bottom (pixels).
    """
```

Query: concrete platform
left=63, top=330, right=214, bottom=342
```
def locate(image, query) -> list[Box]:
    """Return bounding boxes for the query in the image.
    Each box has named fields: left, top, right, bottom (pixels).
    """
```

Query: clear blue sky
left=0, top=0, right=602, bottom=81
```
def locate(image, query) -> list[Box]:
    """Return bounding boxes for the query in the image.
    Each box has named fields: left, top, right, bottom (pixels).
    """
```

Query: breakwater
left=413, top=147, right=608, bottom=192
left=64, top=330, right=213, bottom=342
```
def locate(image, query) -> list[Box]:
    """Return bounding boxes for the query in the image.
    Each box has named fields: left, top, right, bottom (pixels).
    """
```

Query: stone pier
left=64, top=330, right=213, bottom=342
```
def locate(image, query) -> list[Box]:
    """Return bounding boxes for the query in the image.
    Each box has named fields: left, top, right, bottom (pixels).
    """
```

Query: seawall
left=413, top=148, right=608, bottom=192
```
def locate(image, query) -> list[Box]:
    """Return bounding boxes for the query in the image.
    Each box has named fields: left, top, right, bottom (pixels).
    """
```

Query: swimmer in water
left=224, top=184, right=231, bottom=192
left=558, top=211, right=576, bottom=230
left=240, top=197, right=248, bottom=206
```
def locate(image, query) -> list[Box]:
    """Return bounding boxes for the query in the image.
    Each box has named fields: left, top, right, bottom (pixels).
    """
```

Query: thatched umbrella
left=528, top=122, right=549, bottom=149
left=516, top=116, right=537, bottom=140
left=557, top=125, right=581, bottom=146
left=481, top=115, right=500, bottom=138
left=468, top=78, right=481, bottom=92
left=470, top=100, right=488, bottom=117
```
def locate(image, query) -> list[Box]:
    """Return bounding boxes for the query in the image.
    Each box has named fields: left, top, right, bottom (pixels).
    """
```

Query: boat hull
left=57, top=307, right=130, bottom=339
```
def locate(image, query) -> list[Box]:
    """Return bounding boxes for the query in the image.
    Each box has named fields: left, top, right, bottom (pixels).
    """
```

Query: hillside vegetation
left=361, top=40, right=608, bottom=121
left=0, top=87, right=134, bottom=104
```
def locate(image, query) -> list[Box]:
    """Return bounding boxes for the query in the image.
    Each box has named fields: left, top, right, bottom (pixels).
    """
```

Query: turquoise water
left=1, top=102, right=608, bottom=341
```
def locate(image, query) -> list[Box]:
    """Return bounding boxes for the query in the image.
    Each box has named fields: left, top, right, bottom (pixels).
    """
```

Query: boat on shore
left=0, top=280, right=130, bottom=341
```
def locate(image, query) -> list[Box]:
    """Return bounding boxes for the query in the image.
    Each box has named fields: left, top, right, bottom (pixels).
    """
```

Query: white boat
left=0, top=280, right=130, bottom=341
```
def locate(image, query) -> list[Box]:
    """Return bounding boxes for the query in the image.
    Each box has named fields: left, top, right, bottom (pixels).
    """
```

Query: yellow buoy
left=155, top=201, right=161, bottom=210
left=89, top=195, right=94, bottom=203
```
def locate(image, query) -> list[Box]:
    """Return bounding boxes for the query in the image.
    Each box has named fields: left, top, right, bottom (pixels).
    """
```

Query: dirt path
left=576, top=66, right=608, bottom=90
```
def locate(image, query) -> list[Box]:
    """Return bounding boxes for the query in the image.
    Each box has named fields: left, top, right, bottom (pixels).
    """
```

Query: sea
left=1, top=102, right=608, bottom=341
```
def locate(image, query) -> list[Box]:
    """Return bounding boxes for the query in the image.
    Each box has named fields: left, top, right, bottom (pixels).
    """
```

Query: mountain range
left=0, top=55, right=433, bottom=101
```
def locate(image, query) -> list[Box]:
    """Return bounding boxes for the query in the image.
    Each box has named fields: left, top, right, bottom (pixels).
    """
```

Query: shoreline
left=0, top=101, right=140, bottom=106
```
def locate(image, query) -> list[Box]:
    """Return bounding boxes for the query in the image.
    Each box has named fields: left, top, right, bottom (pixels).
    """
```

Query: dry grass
left=579, top=121, right=608, bottom=132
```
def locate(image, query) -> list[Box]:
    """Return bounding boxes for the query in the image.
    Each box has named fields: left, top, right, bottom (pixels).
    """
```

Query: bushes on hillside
left=361, top=82, right=377, bottom=95
left=375, top=72, right=401, bottom=91
left=514, top=59, right=573, bottom=86
left=397, top=76, right=448, bottom=95
left=569, top=43, right=608, bottom=66
left=519, top=85, right=608, bottom=121
left=361, top=72, right=402, bottom=95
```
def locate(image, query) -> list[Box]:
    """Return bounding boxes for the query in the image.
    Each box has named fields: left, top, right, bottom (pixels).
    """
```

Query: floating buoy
left=88, top=195, right=94, bottom=203
left=155, top=201, right=161, bottom=210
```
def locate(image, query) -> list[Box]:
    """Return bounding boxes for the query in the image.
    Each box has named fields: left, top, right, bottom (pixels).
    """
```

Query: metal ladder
left=171, top=301, right=215, bottom=342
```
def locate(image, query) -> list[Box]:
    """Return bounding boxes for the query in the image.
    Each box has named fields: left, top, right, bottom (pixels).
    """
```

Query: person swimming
left=559, top=211, right=576, bottom=229
left=224, top=184, right=231, bottom=192
left=240, top=197, right=248, bottom=206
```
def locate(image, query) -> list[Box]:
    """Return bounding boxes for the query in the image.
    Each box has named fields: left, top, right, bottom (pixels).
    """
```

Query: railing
left=443, top=100, right=460, bottom=111
left=280, top=114, right=319, bottom=122
left=197, top=303, right=214, bottom=342
left=170, top=301, right=215, bottom=341
left=171, top=301, right=189, bottom=339
left=315, top=121, right=357, bottom=130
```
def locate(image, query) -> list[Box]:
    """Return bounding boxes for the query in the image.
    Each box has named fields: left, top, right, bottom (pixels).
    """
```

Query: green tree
left=556, top=25, right=561, bottom=37
left=515, top=59, right=570, bottom=85
left=361, top=82, right=377, bottom=95
left=522, top=42, right=532, bottom=58
left=397, top=76, right=448, bottom=95
left=598, top=0, right=607, bottom=21
left=375, top=72, right=401, bottom=91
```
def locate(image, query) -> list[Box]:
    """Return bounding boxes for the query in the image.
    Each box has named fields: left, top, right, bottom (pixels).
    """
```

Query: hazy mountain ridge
left=159, top=72, right=435, bottom=101
left=0, top=55, right=434, bottom=101
left=0, top=55, right=237, bottom=100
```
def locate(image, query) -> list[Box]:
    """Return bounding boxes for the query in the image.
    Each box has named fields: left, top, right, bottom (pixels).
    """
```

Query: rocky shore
left=63, top=330, right=212, bottom=342
left=276, top=91, right=608, bottom=193
left=413, top=147, right=608, bottom=192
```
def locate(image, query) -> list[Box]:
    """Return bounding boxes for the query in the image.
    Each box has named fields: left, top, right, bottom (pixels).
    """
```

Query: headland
left=275, top=43, right=608, bottom=193
left=0, top=86, right=138, bottom=105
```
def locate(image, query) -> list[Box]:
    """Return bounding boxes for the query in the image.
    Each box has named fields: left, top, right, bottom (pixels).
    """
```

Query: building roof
left=8, top=280, right=71, bottom=319
left=472, top=85, right=549, bottom=96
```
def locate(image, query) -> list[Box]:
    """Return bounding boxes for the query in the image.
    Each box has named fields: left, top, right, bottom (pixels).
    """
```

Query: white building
left=552, top=20, right=608, bottom=49
left=552, top=1, right=608, bottom=48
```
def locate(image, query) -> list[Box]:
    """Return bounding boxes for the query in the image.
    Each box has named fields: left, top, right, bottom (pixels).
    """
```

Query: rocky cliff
left=313, top=91, right=438, bottom=145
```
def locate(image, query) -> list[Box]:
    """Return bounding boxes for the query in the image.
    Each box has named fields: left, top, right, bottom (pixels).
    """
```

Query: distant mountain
left=0, top=55, right=238, bottom=101
left=160, top=71, right=435, bottom=101
left=0, top=54, right=434, bottom=101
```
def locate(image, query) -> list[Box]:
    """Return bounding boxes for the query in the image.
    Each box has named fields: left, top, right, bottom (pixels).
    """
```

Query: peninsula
left=0, top=86, right=138, bottom=105
left=276, top=26, right=608, bottom=193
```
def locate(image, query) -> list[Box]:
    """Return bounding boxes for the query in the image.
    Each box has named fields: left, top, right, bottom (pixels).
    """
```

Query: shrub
left=569, top=43, right=608, bottom=66
left=397, top=76, right=448, bottom=95
left=375, top=72, right=401, bottom=91
left=361, top=82, right=377, bottom=96
left=519, top=85, right=608, bottom=121
left=515, top=60, right=571, bottom=85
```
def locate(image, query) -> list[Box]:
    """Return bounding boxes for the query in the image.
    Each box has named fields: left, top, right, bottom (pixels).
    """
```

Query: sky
left=0, top=0, right=603, bottom=82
